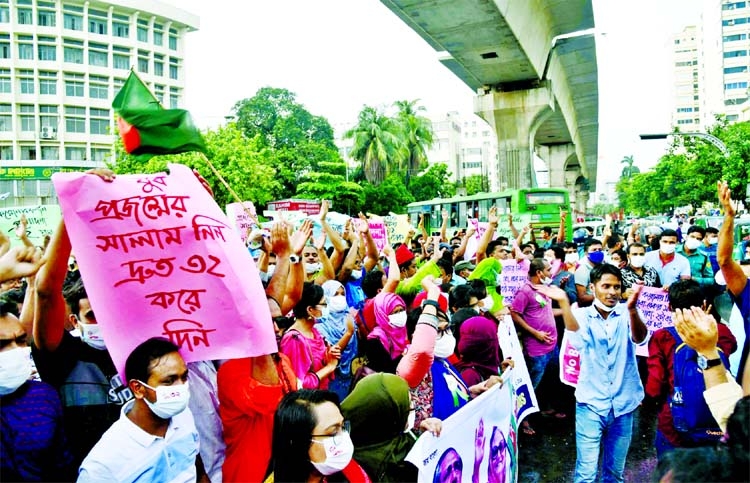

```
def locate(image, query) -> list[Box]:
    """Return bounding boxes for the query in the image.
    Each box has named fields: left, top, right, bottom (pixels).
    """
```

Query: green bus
left=406, top=188, right=573, bottom=240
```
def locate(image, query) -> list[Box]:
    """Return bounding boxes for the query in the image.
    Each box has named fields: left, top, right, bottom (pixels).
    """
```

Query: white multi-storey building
left=672, top=26, right=702, bottom=130
left=0, top=0, right=198, bottom=207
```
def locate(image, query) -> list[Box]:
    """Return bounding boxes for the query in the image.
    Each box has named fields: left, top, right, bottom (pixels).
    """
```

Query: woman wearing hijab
left=363, top=291, right=409, bottom=374
left=318, top=280, right=358, bottom=400
left=341, top=373, right=442, bottom=482
left=455, top=316, right=508, bottom=387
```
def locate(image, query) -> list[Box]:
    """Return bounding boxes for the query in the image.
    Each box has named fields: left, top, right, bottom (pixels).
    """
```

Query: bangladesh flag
left=112, top=70, right=206, bottom=158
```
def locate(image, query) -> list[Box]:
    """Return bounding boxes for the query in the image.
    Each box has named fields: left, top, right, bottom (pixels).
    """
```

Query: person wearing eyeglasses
left=272, top=389, right=371, bottom=483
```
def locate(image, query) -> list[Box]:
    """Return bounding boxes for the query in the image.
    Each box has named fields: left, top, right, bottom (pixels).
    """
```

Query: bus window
left=450, top=203, right=459, bottom=227
left=495, top=197, right=509, bottom=215
left=479, top=199, right=491, bottom=219
left=458, top=202, right=467, bottom=227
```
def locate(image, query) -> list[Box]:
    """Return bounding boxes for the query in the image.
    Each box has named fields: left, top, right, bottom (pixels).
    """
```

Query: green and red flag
left=112, top=70, right=206, bottom=158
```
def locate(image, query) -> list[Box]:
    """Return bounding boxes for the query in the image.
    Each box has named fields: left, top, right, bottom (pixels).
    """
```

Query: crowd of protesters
left=0, top=169, right=748, bottom=483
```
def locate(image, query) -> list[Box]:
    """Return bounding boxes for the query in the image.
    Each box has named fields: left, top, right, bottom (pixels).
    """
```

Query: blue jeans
left=654, top=429, right=675, bottom=461
left=574, top=404, right=634, bottom=483
left=525, top=346, right=558, bottom=389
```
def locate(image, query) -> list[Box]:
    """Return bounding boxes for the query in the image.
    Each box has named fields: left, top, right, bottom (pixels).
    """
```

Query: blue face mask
left=588, top=251, right=604, bottom=265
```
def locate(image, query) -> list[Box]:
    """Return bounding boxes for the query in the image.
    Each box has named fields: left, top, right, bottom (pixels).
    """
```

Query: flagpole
left=198, top=152, right=259, bottom=227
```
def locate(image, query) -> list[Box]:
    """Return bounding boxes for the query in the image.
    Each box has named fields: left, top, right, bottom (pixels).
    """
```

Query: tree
left=620, top=155, right=640, bottom=179
left=361, top=174, right=414, bottom=215
left=345, top=105, right=404, bottom=185
left=295, top=160, right=364, bottom=215
left=409, top=163, right=456, bottom=202
left=394, top=100, right=434, bottom=186
left=461, top=174, right=490, bottom=195
left=110, top=123, right=281, bottom=209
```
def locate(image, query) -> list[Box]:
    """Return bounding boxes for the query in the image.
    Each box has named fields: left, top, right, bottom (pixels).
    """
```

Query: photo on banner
left=52, top=163, right=278, bottom=378
left=406, top=382, right=518, bottom=483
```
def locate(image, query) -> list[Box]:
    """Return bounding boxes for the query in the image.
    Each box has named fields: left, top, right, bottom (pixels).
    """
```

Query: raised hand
left=488, top=206, right=498, bottom=225
left=717, top=181, right=736, bottom=217
left=357, top=213, right=370, bottom=234
left=85, top=167, right=115, bottom=182
left=674, top=306, right=718, bottom=354
left=270, top=222, right=291, bottom=257
left=625, top=283, right=643, bottom=311
left=313, top=232, right=327, bottom=251
left=290, top=220, right=313, bottom=255
left=0, top=246, right=45, bottom=283
left=14, top=215, right=28, bottom=239
left=319, top=200, right=329, bottom=220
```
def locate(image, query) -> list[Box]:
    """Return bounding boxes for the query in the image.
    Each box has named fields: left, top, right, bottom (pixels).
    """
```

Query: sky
left=160, top=0, right=704, bottom=193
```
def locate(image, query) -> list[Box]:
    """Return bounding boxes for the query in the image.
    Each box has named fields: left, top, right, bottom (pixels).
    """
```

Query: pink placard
left=368, top=220, right=388, bottom=253
left=635, top=285, right=673, bottom=356
left=52, top=164, right=278, bottom=378
left=559, top=331, right=580, bottom=387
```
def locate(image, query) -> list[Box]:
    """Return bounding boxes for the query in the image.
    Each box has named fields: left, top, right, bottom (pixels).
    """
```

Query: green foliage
left=295, top=160, right=363, bottom=215
left=620, top=155, right=640, bottom=179
left=409, top=163, right=456, bottom=202
left=616, top=121, right=750, bottom=215
left=345, top=106, right=404, bottom=185
left=361, top=174, right=414, bottom=214
left=394, top=100, right=434, bottom=184
left=110, top=123, right=281, bottom=209
left=461, top=174, right=490, bottom=195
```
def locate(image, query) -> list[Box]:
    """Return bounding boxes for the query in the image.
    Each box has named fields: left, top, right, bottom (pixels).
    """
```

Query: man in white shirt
left=78, top=337, right=207, bottom=483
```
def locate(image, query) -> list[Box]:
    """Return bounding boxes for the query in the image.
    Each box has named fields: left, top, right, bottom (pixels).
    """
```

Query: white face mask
left=388, top=311, right=407, bottom=328
left=267, top=264, right=276, bottom=277
left=708, top=237, right=718, bottom=245
left=544, top=256, right=555, bottom=264
left=434, top=331, right=456, bottom=359
left=629, top=255, right=646, bottom=268
left=685, top=238, right=702, bottom=251
left=565, top=253, right=579, bottom=265
left=350, top=269, right=363, bottom=280
left=311, top=431, right=354, bottom=476
left=479, top=295, right=494, bottom=313
left=305, top=262, right=322, bottom=274
left=78, top=322, right=107, bottom=350
left=660, top=242, right=676, bottom=255
left=593, top=297, right=616, bottom=313
left=0, top=346, right=32, bottom=396
left=139, top=381, right=190, bottom=419
left=329, top=295, right=348, bottom=313
left=541, top=277, right=553, bottom=286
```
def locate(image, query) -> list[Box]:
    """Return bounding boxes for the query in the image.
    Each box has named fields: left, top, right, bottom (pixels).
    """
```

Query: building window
left=64, top=46, right=83, bottom=64
left=65, top=146, right=86, bottom=161
left=20, top=77, right=34, bottom=94
left=138, top=50, right=149, bottom=73
left=17, top=8, right=32, bottom=24
left=0, top=145, right=12, bottom=160
left=0, top=104, right=10, bottom=132
left=723, top=33, right=747, bottom=42
left=0, top=39, right=9, bottom=59
left=20, top=145, right=36, bottom=160
left=724, top=81, right=749, bottom=89
left=724, top=66, right=748, bottom=74
left=676, top=107, right=693, bottom=113
left=18, top=42, right=33, bottom=60
left=20, top=112, right=35, bottom=132
left=89, top=43, right=108, bottom=67
left=65, top=106, right=85, bottom=133
left=113, top=22, right=129, bottom=38
left=89, top=108, right=110, bottom=135
left=169, top=57, right=179, bottom=80
left=38, top=9, right=56, bottom=27
left=89, top=75, right=108, bottom=99
left=154, top=84, right=165, bottom=103
left=64, top=13, right=82, bottom=30
left=39, top=105, right=57, bottom=131
left=88, top=9, right=107, bottom=35
left=723, top=1, right=747, bottom=10
left=113, top=54, right=129, bottom=70
left=91, top=148, right=110, bottom=162
left=39, top=78, right=57, bottom=95
left=722, top=17, right=748, bottom=26
left=723, top=50, right=748, bottom=58
left=41, top=146, right=59, bottom=161
left=0, top=69, right=10, bottom=93
left=38, top=44, right=56, bottom=61
left=154, top=61, right=164, bottom=76
left=153, top=24, right=164, bottom=46
left=137, top=26, right=148, bottom=42
left=169, top=31, right=178, bottom=50
left=0, top=5, right=8, bottom=23
left=169, top=92, right=179, bottom=108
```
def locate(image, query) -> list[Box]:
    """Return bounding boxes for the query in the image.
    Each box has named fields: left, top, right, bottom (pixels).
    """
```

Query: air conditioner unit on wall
left=40, top=126, right=57, bottom=139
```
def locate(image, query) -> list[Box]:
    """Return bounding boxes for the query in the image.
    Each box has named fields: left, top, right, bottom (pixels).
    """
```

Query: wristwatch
left=697, top=353, right=722, bottom=370
left=289, top=254, right=300, bottom=264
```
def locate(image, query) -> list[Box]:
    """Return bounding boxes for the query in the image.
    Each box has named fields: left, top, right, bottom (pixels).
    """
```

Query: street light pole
left=639, top=132, right=730, bottom=158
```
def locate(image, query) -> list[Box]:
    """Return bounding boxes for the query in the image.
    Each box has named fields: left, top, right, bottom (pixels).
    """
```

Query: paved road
left=517, top=404, right=659, bottom=482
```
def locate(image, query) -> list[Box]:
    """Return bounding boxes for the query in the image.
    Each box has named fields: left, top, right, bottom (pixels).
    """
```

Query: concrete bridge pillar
left=474, top=85, right=553, bottom=190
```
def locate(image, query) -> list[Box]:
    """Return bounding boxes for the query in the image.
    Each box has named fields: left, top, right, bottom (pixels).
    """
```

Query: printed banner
left=559, top=331, right=581, bottom=387
left=499, top=260, right=527, bottom=307
left=0, top=205, right=62, bottom=248
left=52, top=164, right=278, bottom=378
left=635, top=286, right=672, bottom=357
left=225, top=201, right=257, bottom=244
left=497, top=315, right=539, bottom=423
left=406, top=382, right=519, bottom=483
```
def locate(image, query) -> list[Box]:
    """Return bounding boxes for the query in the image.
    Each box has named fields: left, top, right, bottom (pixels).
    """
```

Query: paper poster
left=52, top=163, right=278, bottom=378
left=225, top=201, right=257, bottom=244
left=0, top=204, right=62, bottom=248
left=498, top=260, right=527, bottom=307
left=497, top=315, right=539, bottom=424
left=384, top=214, right=411, bottom=244
left=559, top=331, right=581, bottom=387
left=368, top=219, right=388, bottom=253
left=635, top=286, right=672, bottom=357
left=406, top=382, right=518, bottom=483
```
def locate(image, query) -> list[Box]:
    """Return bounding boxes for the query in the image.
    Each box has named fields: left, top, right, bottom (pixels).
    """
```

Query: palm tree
left=394, top=100, right=434, bottom=186
left=345, top=106, right=403, bottom=185
left=620, top=155, right=640, bottom=179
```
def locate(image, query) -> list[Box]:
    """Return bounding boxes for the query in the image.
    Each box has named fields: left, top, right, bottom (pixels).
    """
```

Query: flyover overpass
left=380, top=0, right=599, bottom=211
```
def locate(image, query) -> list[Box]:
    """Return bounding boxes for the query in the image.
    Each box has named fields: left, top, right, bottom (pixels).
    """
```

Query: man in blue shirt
left=543, top=264, right=648, bottom=483
left=644, top=229, right=692, bottom=290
